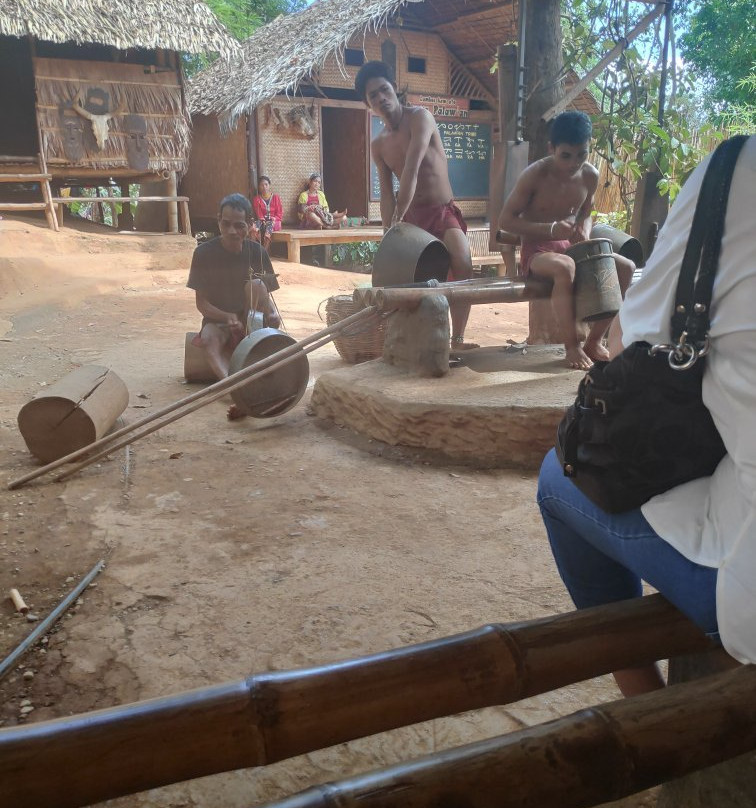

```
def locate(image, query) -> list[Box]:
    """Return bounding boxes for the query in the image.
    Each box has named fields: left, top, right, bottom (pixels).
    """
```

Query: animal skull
left=72, top=90, right=126, bottom=151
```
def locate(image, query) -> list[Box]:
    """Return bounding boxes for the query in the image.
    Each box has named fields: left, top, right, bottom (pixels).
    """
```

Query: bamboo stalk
left=258, top=665, right=756, bottom=808
left=0, top=562, right=104, bottom=682
left=7, top=306, right=378, bottom=490
left=373, top=281, right=550, bottom=310
left=0, top=595, right=713, bottom=808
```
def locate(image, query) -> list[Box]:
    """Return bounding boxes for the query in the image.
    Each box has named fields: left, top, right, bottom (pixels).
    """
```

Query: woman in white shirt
left=537, top=136, right=755, bottom=695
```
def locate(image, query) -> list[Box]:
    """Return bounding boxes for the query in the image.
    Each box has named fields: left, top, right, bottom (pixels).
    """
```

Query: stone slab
left=310, top=346, right=583, bottom=469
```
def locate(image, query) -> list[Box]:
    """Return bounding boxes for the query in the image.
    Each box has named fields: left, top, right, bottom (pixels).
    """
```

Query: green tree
left=185, top=0, right=305, bottom=73
left=561, top=0, right=722, bottom=208
left=205, top=0, right=305, bottom=41
left=679, top=0, right=756, bottom=109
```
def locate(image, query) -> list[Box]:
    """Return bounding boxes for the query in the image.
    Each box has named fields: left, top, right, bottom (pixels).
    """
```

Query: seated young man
left=187, top=193, right=280, bottom=388
left=498, top=111, right=634, bottom=370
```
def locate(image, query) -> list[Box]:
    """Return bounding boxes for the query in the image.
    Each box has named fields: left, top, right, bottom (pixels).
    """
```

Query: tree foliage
left=185, top=0, right=305, bottom=74
left=561, top=0, right=725, bottom=210
left=204, top=0, right=305, bottom=42
left=679, top=0, right=756, bottom=109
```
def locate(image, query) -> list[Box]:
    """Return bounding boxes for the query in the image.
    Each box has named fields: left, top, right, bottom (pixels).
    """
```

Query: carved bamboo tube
left=260, top=664, right=756, bottom=808
left=0, top=595, right=712, bottom=808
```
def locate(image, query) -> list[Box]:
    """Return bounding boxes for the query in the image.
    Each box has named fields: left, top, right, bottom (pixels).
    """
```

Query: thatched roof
left=190, top=0, right=408, bottom=127
left=0, top=0, right=239, bottom=59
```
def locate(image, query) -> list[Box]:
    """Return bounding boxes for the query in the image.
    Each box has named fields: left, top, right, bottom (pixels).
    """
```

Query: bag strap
left=670, top=135, right=748, bottom=349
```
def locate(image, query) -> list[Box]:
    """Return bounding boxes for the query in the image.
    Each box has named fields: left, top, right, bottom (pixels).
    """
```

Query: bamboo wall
left=257, top=99, right=322, bottom=225
left=181, top=113, right=249, bottom=226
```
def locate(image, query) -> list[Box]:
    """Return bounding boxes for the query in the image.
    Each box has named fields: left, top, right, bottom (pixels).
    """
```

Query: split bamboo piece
left=17, top=366, right=128, bottom=464
left=0, top=595, right=714, bottom=808
left=7, top=306, right=378, bottom=490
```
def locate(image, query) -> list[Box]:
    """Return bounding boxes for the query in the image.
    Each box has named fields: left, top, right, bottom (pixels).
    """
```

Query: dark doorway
left=321, top=106, right=368, bottom=218
left=0, top=36, right=38, bottom=156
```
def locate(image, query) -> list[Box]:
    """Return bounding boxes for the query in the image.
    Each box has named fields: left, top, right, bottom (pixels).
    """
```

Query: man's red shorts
left=403, top=200, right=467, bottom=241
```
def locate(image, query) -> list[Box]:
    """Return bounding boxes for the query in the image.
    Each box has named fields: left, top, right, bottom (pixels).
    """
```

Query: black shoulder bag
left=555, top=135, right=747, bottom=514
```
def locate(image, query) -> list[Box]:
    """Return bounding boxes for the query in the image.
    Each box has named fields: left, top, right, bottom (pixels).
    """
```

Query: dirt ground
left=0, top=216, right=657, bottom=807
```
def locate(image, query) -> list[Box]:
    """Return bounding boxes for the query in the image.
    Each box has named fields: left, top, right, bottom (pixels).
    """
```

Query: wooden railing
left=2, top=595, right=741, bottom=808
left=51, top=195, right=191, bottom=234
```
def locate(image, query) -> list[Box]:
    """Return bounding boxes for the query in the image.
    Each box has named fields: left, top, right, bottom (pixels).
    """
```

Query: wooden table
left=271, top=227, right=384, bottom=263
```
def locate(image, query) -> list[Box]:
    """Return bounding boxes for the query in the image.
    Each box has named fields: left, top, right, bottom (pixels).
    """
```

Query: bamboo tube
left=7, top=307, right=378, bottom=490
left=53, top=332, right=337, bottom=483
left=0, top=595, right=714, bottom=808
left=9, top=588, right=29, bottom=614
left=373, top=282, right=550, bottom=311
left=259, top=665, right=756, bottom=808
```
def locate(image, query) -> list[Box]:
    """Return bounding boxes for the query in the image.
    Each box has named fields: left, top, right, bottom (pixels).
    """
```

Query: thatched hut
left=0, top=0, right=237, bottom=230
left=185, top=0, right=602, bottom=232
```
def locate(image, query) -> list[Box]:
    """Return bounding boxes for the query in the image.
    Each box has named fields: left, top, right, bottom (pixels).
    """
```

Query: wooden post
left=166, top=171, right=179, bottom=234
left=524, top=0, right=565, bottom=344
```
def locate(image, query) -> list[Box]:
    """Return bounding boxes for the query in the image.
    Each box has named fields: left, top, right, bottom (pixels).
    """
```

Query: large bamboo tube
left=17, top=366, right=128, bottom=463
left=7, top=306, right=378, bottom=490
left=259, top=665, right=756, bottom=808
left=0, top=595, right=713, bottom=808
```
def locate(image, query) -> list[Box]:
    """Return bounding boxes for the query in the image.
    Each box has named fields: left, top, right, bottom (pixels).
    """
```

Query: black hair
left=218, top=193, right=252, bottom=217
left=355, top=60, right=395, bottom=101
left=306, top=172, right=321, bottom=189
left=549, top=111, right=592, bottom=146
left=258, top=175, right=271, bottom=184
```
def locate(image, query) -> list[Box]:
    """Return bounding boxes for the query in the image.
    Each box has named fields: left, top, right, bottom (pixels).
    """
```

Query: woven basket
left=322, top=295, right=386, bottom=364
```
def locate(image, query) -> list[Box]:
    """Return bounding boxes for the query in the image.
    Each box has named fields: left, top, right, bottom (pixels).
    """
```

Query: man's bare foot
left=565, top=345, right=593, bottom=370
left=227, top=404, right=248, bottom=421
left=450, top=339, right=479, bottom=352
left=584, top=341, right=611, bottom=363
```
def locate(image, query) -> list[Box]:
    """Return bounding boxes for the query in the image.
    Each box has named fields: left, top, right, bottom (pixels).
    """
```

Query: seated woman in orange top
left=251, top=175, right=283, bottom=250
left=297, top=172, right=347, bottom=229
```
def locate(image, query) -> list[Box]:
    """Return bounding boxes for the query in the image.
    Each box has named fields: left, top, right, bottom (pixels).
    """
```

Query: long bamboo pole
left=7, top=307, right=378, bottom=490
left=372, top=281, right=550, bottom=310
left=53, top=332, right=335, bottom=483
left=0, top=595, right=713, bottom=808
left=258, top=664, right=756, bottom=808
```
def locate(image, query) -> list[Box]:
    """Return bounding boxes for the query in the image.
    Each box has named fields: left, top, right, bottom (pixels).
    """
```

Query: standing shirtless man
left=356, top=60, right=477, bottom=351
left=498, top=111, right=634, bottom=369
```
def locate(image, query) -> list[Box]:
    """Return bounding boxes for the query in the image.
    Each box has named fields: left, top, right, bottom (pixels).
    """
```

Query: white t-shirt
left=619, top=136, right=756, bottom=663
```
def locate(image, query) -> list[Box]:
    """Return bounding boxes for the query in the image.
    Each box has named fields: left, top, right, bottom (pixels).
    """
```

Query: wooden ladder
left=0, top=153, right=59, bottom=231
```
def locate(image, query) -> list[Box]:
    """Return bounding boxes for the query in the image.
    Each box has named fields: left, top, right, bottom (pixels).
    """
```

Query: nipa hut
left=0, top=0, right=238, bottom=231
left=185, top=0, right=602, bottom=233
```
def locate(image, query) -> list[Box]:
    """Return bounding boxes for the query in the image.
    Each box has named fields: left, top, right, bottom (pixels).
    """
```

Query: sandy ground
left=0, top=216, right=657, bottom=807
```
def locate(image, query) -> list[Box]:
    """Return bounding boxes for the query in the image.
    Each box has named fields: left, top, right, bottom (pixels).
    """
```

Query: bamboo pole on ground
left=7, top=306, right=378, bottom=490
left=0, top=595, right=714, bottom=808
left=53, top=333, right=334, bottom=483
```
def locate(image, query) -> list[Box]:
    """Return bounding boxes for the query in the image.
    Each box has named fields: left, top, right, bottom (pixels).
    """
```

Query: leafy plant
left=561, top=0, right=727, bottom=210
left=332, top=241, right=379, bottom=272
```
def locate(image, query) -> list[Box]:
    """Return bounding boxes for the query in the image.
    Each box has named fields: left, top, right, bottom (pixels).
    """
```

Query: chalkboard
left=369, top=115, right=491, bottom=201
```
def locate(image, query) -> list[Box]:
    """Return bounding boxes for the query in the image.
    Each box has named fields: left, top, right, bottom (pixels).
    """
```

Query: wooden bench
left=466, top=225, right=508, bottom=272
left=52, top=195, right=191, bottom=235
left=271, top=226, right=384, bottom=263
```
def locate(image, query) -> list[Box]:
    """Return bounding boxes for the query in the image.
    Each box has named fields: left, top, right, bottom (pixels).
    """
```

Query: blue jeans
left=537, top=448, right=719, bottom=639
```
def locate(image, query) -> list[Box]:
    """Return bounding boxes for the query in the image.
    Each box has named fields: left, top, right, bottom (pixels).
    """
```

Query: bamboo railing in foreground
left=260, top=663, right=756, bottom=808
left=0, top=595, right=718, bottom=808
